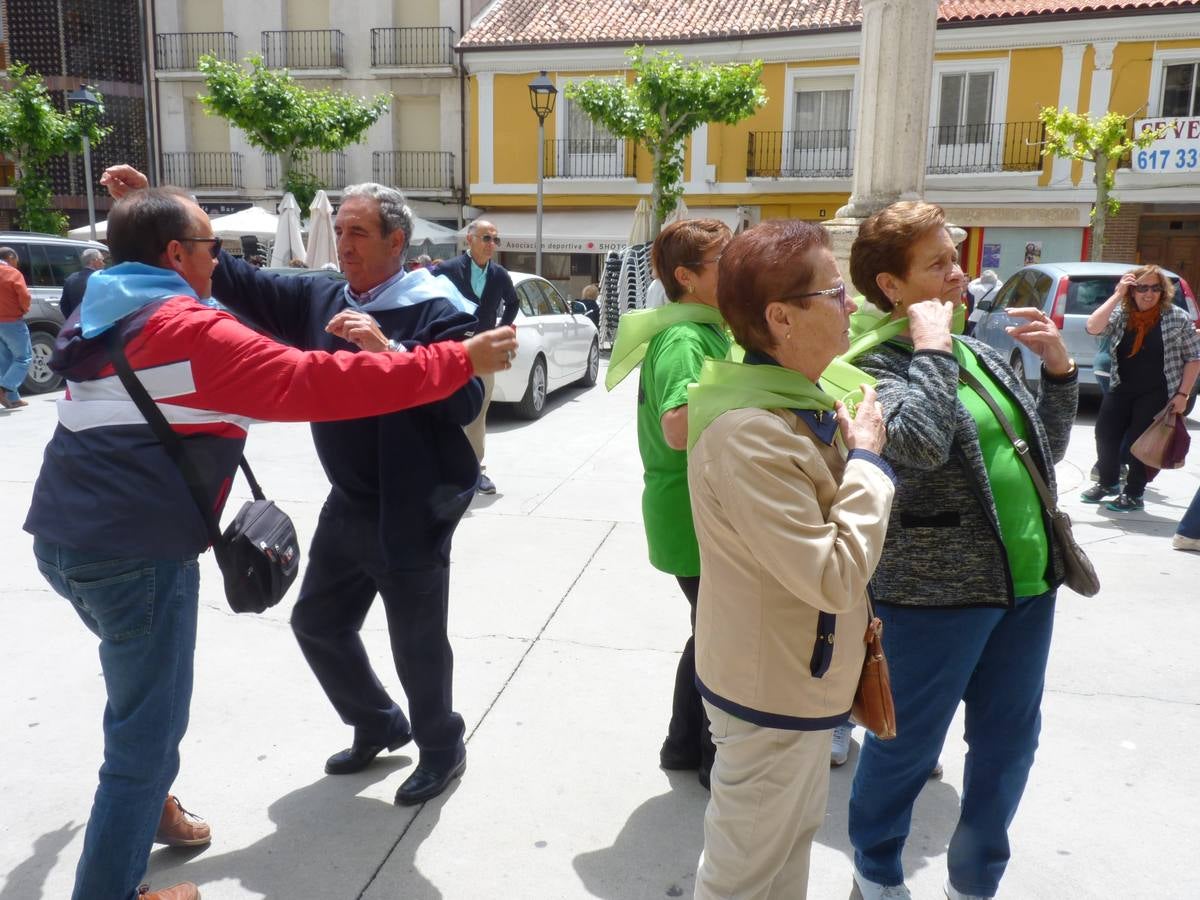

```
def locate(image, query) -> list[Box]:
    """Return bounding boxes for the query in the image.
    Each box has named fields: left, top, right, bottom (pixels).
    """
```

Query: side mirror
left=570, top=300, right=588, bottom=314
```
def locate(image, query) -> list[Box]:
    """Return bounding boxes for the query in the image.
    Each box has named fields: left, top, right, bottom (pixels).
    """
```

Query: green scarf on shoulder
left=686, top=358, right=837, bottom=450
left=605, top=302, right=726, bottom=390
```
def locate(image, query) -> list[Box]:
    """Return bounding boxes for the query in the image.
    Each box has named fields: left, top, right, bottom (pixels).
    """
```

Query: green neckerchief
left=821, top=298, right=966, bottom=409
left=605, top=302, right=726, bottom=390
left=686, top=357, right=837, bottom=450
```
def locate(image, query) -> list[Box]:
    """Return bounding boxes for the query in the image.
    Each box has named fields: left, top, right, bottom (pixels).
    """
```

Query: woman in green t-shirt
left=606, top=218, right=731, bottom=788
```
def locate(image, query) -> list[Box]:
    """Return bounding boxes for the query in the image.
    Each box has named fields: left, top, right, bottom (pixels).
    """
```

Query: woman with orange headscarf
left=1082, top=265, right=1200, bottom=511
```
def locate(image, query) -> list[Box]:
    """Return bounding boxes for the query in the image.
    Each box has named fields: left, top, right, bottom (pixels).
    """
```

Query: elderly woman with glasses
left=606, top=218, right=733, bottom=789
left=1080, top=264, right=1200, bottom=512
left=687, top=219, right=895, bottom=898
left=844, top=201, right=1077, bottom=900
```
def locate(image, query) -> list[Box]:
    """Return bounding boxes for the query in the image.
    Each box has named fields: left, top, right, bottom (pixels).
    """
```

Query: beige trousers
left=694, top=700, right=833, bottom=900
left=463, top=371, right=495, bottom=462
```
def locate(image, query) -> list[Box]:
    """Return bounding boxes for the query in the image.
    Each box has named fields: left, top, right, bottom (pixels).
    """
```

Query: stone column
left=825, top=0, right=939, bottom=289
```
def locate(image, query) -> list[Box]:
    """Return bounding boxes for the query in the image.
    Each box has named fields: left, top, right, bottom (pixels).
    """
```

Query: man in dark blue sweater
left=434, top=220, right=519, bottom=494
left=101, top=166, right=517, bottom=807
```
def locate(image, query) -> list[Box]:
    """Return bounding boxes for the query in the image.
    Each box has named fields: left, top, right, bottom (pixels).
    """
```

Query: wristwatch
left=1043, top=359, right=1077, bottom=381
left=387, top=339, right=406, bottom=353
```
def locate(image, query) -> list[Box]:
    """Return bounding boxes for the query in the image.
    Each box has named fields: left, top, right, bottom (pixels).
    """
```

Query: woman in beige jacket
left=688, top=220, right=896, bottom=899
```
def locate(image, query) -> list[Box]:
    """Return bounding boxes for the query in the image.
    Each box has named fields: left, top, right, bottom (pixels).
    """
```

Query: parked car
left=492, top=272, right=600, bottom=419
left=970, top=262, right=1199, bottom=399
left=0, top=231, right=109, bottom=394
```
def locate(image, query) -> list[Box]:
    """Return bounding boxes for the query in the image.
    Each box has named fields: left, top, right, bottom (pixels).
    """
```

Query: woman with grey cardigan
left=844, top=202, right=1078, bottom=900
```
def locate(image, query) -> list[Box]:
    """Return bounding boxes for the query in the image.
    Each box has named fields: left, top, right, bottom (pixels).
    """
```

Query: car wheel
left=22, top=328, right=63, bottom=394
left=578, top=339, right=599, bottom=387
left=516, top=356, right=548, bottom=419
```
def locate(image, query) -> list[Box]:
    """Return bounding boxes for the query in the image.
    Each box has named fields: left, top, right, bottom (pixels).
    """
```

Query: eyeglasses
left=478, top=234, right=501, bottom=245
left=686, top=253, right=724, bottom=268
left=177, top=237, right=222, bottom=259
left=780, top=283, right=847, bottom=305
left=1132, top=284, right=1163, bottom=294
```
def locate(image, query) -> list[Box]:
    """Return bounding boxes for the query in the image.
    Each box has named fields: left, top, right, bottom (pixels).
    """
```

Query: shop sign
left=199, top=201, right=253, bottom=216
left=501, top=236, right=629, bottom=254
left=1133, top=117, right=1200, bottom=173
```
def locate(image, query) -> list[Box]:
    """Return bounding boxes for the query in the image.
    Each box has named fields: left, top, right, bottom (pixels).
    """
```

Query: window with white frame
left=781, top=70, right=855, bottom=177
left=936, top=71, right=994, bottom=146
left=1162, top=62, right=1200, bottom=117
left=558, top=80, right=624, bottom=178
left=793, top=88, right=851, bottom=149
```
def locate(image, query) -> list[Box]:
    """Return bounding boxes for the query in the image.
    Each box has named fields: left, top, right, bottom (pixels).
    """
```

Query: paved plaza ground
left=2, top=361, right=1198, bottom=899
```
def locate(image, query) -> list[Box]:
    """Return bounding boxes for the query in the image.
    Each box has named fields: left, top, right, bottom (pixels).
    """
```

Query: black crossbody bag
left=106, top=332, right=301, bottom=613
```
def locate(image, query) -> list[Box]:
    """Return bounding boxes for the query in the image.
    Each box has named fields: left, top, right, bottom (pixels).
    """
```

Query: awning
left=472, top=206, right=747, bottom=254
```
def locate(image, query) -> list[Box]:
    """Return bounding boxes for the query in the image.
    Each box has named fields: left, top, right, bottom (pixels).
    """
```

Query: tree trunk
left=280, top=151, right=293, bottom=190
left=1091, top=151, right=1108, bottom=262
left=650, top=146, right=664, bottom=239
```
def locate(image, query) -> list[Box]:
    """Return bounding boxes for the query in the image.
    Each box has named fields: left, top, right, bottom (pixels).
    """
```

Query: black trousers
left=291, top=505, right=465, bottom=771
left=664, top=575, right=715, bottom=773
left=1095, top=382, right=1168, bottom=498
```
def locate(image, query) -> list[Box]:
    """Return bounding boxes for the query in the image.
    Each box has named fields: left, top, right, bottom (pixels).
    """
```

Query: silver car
left=971, top=262, right=1199, bottom=397
left=0, top=232, right=109, bottom=394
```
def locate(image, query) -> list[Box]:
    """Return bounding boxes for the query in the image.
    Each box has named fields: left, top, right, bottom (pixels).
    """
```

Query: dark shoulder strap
left=104, top=330, right=264, bottom=547
left=957, top=366, right=1059, bottom=515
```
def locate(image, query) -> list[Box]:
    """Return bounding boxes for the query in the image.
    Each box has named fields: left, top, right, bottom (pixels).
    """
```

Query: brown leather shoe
left=154, top=795, right=212, bottom=847
left=137, top=883, right=200, bottom=900
left=0, top=396, right=28, bottom=409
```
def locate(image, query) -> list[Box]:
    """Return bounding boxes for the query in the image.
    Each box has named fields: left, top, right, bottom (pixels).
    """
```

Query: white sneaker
left=1173, top=534, right=1200, bottom=552
left=853, top=869, right=912, bottom=899
left=831, top=724, right=852, bottom=767
left=945, top=877, right=990, bottom=900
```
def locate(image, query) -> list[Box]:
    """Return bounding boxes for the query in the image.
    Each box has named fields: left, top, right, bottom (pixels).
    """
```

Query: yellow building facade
left=461, top=8, right=1200, bottom=296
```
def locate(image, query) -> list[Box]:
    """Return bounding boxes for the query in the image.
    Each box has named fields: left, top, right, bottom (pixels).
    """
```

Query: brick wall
left=1100, top=202, right=1142, bottom=263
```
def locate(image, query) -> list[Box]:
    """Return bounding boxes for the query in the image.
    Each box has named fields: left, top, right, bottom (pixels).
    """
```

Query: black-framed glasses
left=177, top=237, right=221, bottom=259
left=1132, top=283, right=1163, bottom=294
left=479, top=234, right=501, bottom=245
left=780, top=283, right=847, bottom=305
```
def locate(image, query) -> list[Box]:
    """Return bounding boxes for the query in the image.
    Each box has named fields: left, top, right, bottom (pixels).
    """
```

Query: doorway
left=1138, top=216, right=1200, bottom=294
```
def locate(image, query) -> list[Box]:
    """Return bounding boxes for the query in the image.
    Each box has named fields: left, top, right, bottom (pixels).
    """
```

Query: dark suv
left=0, top=232, right=109, bottom=393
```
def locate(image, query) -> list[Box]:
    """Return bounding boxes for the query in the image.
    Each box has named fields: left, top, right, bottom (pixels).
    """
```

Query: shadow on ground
left=0, top=821, right=84, bottom=900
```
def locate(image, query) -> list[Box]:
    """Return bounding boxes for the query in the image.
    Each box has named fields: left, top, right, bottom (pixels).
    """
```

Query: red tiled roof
left=460, top=0, right=1199, bottom=49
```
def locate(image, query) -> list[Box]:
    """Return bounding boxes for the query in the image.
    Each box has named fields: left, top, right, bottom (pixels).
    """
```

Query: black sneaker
left=1081, top=483, right=1120, bottom=503
left=1105, top=493, right=1144, bottom=512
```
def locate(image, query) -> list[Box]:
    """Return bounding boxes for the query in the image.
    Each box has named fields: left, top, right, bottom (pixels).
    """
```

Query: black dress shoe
left=325, top=730, right=412, bottom=775
left=395, top=756, right=466, bottom=806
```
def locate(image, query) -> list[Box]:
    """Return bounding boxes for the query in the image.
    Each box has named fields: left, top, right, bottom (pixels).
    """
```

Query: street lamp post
left=66, top=87, right=101, bottom=241
left=528, top=71, right=557, bottom=277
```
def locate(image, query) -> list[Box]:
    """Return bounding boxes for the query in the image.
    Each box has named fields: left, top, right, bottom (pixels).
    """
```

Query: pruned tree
left=1039, top=106, right=1166, bottom=260
left=198, top=55, right=390, bottom=210
left=0, top=63, right=110, bottom=235
left=565, top=47, right=766, bottom=236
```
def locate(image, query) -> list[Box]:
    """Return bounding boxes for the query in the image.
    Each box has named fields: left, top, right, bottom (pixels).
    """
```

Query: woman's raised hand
left=906, top=300, right=955, bottom=353
left=836, top=384, right=887, bottom=455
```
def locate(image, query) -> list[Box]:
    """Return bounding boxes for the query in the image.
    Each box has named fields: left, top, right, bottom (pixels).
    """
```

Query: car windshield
left=1066, top=276, right=1186, bottom=316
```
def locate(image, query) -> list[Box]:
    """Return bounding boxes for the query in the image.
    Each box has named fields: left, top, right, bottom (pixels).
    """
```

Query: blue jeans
left=1179, top=485, right=1200, bottom=539
left=849, top=592, right=1056, bottom=897
left=33, top=538, right=200, bottom=900
left=0, top=319, right=33, bottom=399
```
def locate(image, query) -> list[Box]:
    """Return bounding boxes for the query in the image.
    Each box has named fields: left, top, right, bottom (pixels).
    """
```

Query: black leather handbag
left=106, top=333, right=300, bottom=613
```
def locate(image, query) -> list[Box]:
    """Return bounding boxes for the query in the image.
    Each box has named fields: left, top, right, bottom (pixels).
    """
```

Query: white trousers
left=694, top=700, right=833, bottom=900
left=463, top=371, right=494, bottom=463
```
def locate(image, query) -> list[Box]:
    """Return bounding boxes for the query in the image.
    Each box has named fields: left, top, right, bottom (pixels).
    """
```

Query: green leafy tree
left=0, top=63, right=110, bottom=234
left=565, top=47, right=766, bottom=236
left=1039, top=106, right=1166, bottom=260
left=199, top=55, right=390, bottom=210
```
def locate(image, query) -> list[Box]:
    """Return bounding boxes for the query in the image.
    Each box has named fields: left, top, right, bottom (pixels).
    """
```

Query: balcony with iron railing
left=544, top=139, right=637, bottom=179
left=372, top=151, right=455, bottom=192
left=163, top=152, right=244, bottom=190
left=370, top=27, right=456, bottom=68
left=265, top=151, right=348, bottom=191
left=927, top=120, right=1045, bottom=174
left=261, top=30, right=344, bottom=70
left=747, top=130, right=855, bottom=178
left=155, top=32, right=237, bottom=71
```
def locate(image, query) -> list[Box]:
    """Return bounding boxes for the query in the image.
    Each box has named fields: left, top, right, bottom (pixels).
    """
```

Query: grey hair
left=81, top=248, right=104, bottom=265
left=0, top=246, right=16, bottom=263
left=343, top=182, right=413, bottom=255
left=466, top=218, right=495, bottom=236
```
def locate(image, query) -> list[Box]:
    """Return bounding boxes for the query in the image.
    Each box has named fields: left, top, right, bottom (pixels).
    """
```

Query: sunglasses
left=177, top=237, right=222, bottom=259
left=1132, top=284, right=1163, bottom=294
left=780, top=283, right=847, bottom=305
left=478, top=234, right=501, bottom=245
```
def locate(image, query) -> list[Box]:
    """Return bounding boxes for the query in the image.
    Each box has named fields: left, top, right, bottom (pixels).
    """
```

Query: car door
left=542, top=280, right=589, bottom=375
left=524, top=279, right=570, bottom=380
left=975, top=271, right=1029, bottom=351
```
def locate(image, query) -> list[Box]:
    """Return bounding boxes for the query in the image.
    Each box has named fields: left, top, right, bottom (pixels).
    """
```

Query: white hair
left=81, top=248, right=104, bottom=266
left=342, top=182, right=414, bottom=256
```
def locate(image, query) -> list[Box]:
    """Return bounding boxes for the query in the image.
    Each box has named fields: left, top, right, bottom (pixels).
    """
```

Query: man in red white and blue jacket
left=23, top=185, right=516, bottom=900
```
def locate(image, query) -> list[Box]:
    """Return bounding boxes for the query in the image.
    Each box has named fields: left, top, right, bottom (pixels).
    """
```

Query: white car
left=492, top=272, right=600, bottom=418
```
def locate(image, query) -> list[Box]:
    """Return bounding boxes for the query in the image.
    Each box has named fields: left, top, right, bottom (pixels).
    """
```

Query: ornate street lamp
left=528, top=71, right=557, bottom=276
left=66, top=87, right=101, bottom=241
